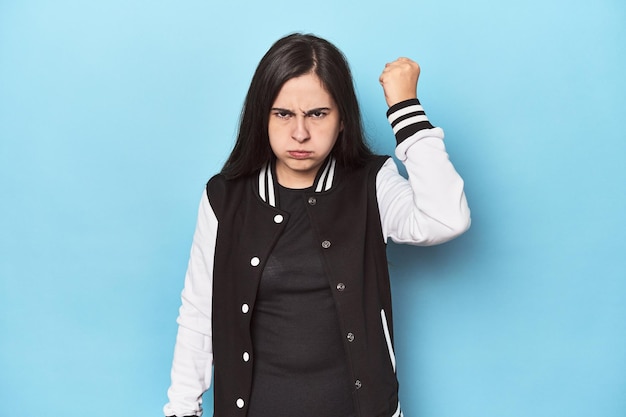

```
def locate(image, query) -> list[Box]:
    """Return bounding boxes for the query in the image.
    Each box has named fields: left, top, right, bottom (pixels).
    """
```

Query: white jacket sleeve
left=163, top=191, right=217, bottom=417
left=377, top=99, right=471, bottom=246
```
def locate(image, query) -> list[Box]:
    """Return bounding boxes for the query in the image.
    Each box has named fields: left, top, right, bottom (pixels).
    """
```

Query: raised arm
left=377, top=58, right=470, bottom=246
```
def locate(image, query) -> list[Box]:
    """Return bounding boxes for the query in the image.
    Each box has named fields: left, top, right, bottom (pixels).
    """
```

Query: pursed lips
left=287, top=150, right=313, bottom=159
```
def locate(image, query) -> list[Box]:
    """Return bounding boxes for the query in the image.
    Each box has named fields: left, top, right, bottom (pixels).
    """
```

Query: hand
left=379, top=57, right=420, bottom=107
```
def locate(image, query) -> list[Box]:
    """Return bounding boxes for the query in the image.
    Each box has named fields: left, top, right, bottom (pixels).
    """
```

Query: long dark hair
left=221, top=33, right=373, bottom=179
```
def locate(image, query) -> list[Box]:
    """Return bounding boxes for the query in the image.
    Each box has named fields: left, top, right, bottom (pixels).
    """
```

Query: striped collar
left=257, top=157, right=337, bottom=208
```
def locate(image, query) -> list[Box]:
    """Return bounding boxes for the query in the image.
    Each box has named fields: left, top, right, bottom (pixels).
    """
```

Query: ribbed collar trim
left=257, top=157, right=337, bottom=208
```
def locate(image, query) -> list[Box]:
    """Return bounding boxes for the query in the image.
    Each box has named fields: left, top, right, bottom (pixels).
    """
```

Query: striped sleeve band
left=386, top=98, right=434, bottom=145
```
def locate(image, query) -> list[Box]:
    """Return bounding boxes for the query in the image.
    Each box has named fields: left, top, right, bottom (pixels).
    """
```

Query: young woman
left=164, top=33, right=470, bottom=417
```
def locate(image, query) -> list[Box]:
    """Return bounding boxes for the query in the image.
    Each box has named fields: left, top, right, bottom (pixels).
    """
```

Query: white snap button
left=250, top=257, right=260, bottom=266
left=321, top=240, right=331, bottom=249
left=243, top=351, right=250, bottom=362
left=274, top=214, right=283, bottom=224
left=336, top=282, right=345, bottom=291
left=241, top=303, right=249, bottom=314
left=236, top=398, right=245, bottom=408
left=347, top=332, right=355, bottom=342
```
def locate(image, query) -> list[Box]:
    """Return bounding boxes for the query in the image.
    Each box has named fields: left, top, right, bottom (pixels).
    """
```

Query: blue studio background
left=1, top=0, right=625, bottom=416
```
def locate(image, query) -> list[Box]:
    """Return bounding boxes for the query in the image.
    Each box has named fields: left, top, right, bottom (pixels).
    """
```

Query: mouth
left=288, top=151, right=313, bottom=159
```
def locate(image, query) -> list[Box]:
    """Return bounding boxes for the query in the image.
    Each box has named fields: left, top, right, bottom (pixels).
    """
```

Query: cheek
left=268, top=133, right=280, bottom=155
left=267, top=119, right=276, bottom=139
left=322, top=128, right=340, bottom=153
left=328, top=121, right=343, bottom=144
left=267, top=122, right=283, bottom=146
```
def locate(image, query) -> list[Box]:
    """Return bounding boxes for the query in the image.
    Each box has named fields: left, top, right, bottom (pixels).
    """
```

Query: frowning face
left=268, top=72, right=343, bottom=189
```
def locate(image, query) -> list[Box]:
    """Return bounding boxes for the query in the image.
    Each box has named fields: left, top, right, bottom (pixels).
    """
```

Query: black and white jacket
left=164, top=99, right=471, bottom=417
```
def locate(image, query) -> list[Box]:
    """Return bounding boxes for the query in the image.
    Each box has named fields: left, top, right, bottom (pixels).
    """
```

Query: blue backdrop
left=1, top=1, right=625, bottom=416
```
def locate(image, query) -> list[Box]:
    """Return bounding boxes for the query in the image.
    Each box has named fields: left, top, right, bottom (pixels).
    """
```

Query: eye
left=274, top=111, right=292, bottom=119
left=308, top=110, right=328, bottom=119
left=271, top=109, right=294, bottom=120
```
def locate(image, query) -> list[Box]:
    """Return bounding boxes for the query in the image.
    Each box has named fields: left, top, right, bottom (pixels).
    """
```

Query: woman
left=164, top=33, right=470, bottom=417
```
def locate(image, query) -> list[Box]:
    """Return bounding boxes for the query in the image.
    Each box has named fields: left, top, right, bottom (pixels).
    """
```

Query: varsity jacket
left=164, top=99, right=471, bottom=417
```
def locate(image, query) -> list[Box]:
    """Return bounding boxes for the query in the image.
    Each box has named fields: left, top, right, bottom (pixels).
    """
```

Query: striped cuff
left=386, top=98, right=434, bottom=145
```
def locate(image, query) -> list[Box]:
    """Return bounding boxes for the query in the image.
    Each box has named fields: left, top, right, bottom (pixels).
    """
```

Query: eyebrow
left=271, top=107, right=332, bottom=115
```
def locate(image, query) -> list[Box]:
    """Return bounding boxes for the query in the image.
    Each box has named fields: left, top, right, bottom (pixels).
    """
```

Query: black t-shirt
left=247, top=184, right=355, bottom=417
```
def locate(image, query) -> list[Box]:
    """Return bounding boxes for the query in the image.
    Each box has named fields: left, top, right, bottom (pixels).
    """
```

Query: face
left=268, top=72, right=343, bottom=189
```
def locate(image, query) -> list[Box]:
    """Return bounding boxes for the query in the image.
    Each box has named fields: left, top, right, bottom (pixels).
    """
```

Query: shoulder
left=206, top=172, right=252, bottom=195
left=369, top=154, right=392, bottom=171
left=357, top=155, right=393, bottom=180
left=206, top=173, right=228, bottom=207
left=336, top=155, right=392, bottom=193
left=206, top=173, right=227, bottom=195
left=348, top=154, right=390, bottom=175
left=206, top=172, right=257, bottom=214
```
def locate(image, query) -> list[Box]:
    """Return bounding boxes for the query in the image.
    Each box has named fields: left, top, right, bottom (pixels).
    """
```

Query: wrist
left=386, top=99, right=434, bottom=145
left=386, top=94, right=418, bottom=108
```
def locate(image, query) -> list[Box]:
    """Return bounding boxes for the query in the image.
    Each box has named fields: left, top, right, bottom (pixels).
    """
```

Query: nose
left=291, top=116, right=310, bottom=143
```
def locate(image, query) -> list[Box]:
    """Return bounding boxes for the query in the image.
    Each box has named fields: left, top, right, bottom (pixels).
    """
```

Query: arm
left=377, top=59, right=470, bottom=246
left=163, top=191, right=217, bottom=417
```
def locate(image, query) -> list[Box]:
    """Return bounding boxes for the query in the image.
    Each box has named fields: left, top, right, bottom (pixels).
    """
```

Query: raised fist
left=379, top=57, right=420, bottom=107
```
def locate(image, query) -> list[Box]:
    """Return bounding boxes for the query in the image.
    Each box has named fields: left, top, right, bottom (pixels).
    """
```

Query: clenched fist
left=379, top=57, right=420, bottom=107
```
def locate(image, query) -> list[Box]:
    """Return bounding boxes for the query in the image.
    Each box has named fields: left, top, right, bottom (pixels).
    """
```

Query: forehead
left=272, top=72, right=335, bottom=107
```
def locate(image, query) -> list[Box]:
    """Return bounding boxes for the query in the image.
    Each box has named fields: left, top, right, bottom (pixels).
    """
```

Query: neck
left=275, top=171, right=315, bottom=189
